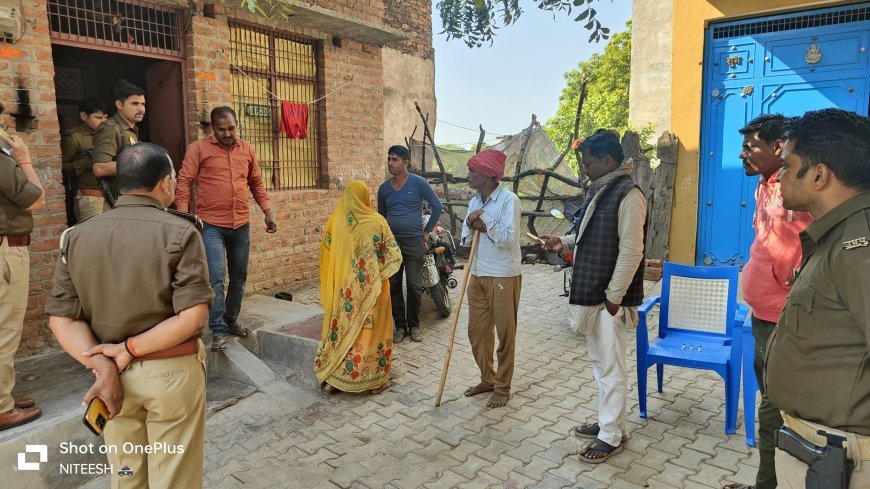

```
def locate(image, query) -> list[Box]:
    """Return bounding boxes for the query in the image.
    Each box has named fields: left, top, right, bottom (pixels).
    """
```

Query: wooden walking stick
left=435, top=230, right=480, bottom=407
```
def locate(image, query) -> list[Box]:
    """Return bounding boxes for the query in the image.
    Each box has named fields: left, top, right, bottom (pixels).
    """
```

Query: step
left=5, top=294, right=323, bottom=488
left=256, top=314, right=323, bottom=388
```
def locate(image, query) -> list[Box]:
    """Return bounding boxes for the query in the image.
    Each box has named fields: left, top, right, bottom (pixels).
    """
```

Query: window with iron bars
left=229, top=23, right=322, bottom=190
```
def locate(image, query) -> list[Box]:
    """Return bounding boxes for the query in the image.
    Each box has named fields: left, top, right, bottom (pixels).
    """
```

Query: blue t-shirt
left=377, top=173, right=444, bottom=238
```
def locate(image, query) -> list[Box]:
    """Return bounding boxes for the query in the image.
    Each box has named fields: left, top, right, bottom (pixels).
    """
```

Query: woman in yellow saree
left=314, top=181, right=403, bottom=393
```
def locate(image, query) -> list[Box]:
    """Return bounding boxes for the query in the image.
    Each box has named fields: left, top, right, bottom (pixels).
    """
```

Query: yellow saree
left=314, top=181, right=403, bottom=392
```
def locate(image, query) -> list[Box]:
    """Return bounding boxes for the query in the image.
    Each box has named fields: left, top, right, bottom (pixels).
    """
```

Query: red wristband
left=126, top=338, right=140, bottom=358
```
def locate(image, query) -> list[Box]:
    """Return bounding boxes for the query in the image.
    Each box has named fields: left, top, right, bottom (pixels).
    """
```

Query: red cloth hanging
left=279, top=101, right=309, bottom=139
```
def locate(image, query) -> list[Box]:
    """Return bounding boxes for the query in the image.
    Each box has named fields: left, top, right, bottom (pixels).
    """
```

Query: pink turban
left=467, top=150, right=507, bottom=180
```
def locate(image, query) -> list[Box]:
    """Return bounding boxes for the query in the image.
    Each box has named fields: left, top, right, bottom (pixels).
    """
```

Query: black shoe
left=393, top=329, right=406, bottom=343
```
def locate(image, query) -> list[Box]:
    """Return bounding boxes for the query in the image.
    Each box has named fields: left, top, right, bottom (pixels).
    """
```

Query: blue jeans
left=202, top=223, right=250, bottom=337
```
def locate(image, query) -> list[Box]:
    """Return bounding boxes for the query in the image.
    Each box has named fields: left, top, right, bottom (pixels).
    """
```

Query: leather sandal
left=572, top=422, right=601, bottom=439
left=227, top=324, right=251, bottom=338
left=211, top=336, right=227, bottom=352
left=578, top=440, right=623, bottom=464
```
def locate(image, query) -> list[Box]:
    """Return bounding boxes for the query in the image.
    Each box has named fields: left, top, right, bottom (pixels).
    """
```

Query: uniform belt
left=0, top=236, right=31, bottom=247
left=138, top=338, right=199, bottom=361
left=78, top=188, right=103, bottom=198
left=782, top=412, right=870, bottom=461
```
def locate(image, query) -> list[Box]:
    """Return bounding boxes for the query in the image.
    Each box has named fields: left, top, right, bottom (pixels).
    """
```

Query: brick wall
left=310, top=0, right=385, bottom=26
left=1, top=0, right=64, bottom=354
left=7, top=0, right=426, bottom=357
left=384, top=0, right=433, bottom=58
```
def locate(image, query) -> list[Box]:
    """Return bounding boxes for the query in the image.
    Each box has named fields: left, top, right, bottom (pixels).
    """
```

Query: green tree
left=436, top=0, right=609, bottom=48
left=228, top=0, right=609, bottom=48
left=544, top=22, right=646, bottom=171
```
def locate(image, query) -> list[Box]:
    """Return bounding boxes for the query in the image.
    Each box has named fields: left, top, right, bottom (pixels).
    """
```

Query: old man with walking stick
left=454, top=149, right=523, bottom=409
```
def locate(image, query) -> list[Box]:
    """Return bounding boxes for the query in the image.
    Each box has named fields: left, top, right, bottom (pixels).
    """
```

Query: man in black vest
left=541, top=129, right=648, bottom=463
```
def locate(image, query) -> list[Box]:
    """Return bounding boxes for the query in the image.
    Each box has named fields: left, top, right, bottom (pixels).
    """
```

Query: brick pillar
left=0, top=0, right=65, bottom=355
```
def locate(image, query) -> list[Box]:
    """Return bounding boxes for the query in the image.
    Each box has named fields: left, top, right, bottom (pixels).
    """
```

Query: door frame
left=48, top=0, right=190, bottom=153
left=696, top=1, right=870, bottom=266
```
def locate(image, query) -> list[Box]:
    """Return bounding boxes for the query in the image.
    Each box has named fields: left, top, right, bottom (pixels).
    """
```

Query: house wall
left=629, top=0, right=673, bottom=141
left=2, top=0, right=433, bottom=357
left=667, top=0, right=854, bottom=264
left=382, top=0, right=436, bottom=175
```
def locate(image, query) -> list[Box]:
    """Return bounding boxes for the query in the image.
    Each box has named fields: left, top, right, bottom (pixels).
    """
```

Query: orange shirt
left=176, top=136, right=271, bottom=229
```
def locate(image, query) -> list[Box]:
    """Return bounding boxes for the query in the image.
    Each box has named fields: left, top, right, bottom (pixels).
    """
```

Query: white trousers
left=584, top=307, right=635, bottom=447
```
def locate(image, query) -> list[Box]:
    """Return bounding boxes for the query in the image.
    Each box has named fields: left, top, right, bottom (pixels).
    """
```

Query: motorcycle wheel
left=429, top=283, right=451, bottom=318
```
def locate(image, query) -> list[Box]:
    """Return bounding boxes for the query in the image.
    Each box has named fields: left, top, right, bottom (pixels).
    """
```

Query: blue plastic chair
left=742, top=322, right=759, bottom=446
left=636, top=262, right=748, bottom=435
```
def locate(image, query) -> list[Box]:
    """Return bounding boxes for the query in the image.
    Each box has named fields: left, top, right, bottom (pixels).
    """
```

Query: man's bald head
left=117, top=143, right=174, bottom=193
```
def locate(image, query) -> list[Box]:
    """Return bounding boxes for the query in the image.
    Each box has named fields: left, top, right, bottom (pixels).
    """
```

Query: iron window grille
left=47, top=0, right=182, bottom=58
left=713, top=5, right=870, bottom=39
left=229, top=22, right=323, bottom=190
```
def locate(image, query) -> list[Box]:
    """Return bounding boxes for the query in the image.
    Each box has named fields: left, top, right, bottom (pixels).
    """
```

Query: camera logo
left=18, top=444, right=48, bottom=471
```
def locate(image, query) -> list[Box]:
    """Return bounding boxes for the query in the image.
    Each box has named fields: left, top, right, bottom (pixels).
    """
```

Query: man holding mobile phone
left=175, top=106, right=276, bottom=352
left=0, top=104, right=46, bottom=431
left=47, top=143, right=214, bottom=487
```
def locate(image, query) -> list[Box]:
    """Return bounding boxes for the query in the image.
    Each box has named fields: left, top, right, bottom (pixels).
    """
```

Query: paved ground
left=191, top=263, right=758, bottom=489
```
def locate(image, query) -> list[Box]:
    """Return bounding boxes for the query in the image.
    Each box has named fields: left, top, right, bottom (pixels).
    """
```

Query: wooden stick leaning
left=435, top=229, right=480, bottom=407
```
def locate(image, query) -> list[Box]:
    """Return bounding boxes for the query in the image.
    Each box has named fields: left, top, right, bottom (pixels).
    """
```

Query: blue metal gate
left=697, top=4, right=870, bottom=266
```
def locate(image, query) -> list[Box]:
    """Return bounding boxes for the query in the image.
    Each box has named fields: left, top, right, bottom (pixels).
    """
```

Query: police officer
left=0, top=105, right=45, bottom=430
left=46, top=143, right=214, bottom=487
left=61, top=98, right=108, bottom=223
left=91, top=79, right=145, bottom=209
left=765, top=108, right=870, bottom=488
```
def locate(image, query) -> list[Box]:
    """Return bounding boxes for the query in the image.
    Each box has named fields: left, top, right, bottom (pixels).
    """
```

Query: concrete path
left=189, top=263, right=757, bottom=489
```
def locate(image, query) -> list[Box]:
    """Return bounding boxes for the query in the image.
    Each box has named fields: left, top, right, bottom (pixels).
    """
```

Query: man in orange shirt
left=176, top=106, right=277, bottom=351
left=723, top=114, right=811, bottom=489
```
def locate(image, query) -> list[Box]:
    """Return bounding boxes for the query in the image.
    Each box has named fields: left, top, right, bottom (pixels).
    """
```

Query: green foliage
left=218, top=0, right=293, bottom=19
left=543, top=22, right=651, bottom=171
left=435, top=0, right=609, bottom=48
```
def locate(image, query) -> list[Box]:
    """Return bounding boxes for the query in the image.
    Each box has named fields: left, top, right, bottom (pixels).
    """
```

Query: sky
left=431, top=0, right=633, bottom=147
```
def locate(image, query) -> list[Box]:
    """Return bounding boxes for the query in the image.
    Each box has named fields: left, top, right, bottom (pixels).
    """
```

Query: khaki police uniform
left=0, top=152, right=42, bottom=413
left=61, top=122, right=103, bottom=221
left=766, top=192, right=870, bottom=488
left=45, top=195, right=214, bottom=488
left=91, top=112, right=139, bottom=210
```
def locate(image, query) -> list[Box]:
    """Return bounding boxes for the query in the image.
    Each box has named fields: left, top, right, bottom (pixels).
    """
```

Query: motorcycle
left=548, top=206, right=582, bottom=297
left=421, top=217, right=460, bottom=318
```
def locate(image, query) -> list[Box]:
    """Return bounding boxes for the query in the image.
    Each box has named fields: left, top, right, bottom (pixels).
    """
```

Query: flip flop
left=572, top=422, right=600, bottom=439
left=578, top=439, right=623, bottom=464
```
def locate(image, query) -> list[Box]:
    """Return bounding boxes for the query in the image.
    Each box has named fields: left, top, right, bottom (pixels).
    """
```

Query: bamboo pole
left=415, top=101, right=456, bottom=235
left=512, top=114, right=537, bottom=195
left=435, top=230, right=480, bottom=407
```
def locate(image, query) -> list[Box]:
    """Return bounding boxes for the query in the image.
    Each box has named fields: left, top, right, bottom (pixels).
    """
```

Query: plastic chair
left=742, top=321, right=759, bottom=446
left=636, top=262, right=748, bottom=435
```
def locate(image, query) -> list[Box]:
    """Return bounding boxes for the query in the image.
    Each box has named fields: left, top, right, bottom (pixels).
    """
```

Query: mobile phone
left=83, top=397, right=109, bottom=436
left=0, top=127, right=11, bottom=154
left=526, top=232, right=546, bottom=246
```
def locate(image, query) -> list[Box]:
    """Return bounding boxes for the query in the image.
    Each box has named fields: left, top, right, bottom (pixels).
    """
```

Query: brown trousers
left=467, top=274, right=522, bottom=396
left=104, top=342, right=206, bottom=489
left=0, top=242, right=28, bottom=413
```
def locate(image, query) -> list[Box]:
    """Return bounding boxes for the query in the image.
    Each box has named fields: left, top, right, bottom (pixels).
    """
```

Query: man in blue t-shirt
left=378, top=145, right=443, bottom=343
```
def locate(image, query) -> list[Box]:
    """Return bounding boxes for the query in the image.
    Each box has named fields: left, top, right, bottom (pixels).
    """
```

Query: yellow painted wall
left=667, top=0, right=851, bottom=263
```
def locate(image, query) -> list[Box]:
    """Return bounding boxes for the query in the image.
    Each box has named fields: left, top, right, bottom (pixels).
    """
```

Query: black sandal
left=572, top=422, right=600, bottom=439
left=578, top=439, right=623, bottom=464
left=227, top=324, right=251, bottom=338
